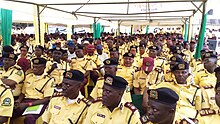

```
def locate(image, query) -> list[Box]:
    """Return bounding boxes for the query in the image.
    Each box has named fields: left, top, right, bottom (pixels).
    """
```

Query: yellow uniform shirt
left=0, top=85, right=14, bottom=118
left=133, top=70, right=163, bottom=94
left=116, top=65, right=135, bottom=88
left=46, top=61, right=65, bottom=85
left=90, top=77, right=132, bottom=102
left=194, top=69, right=218, bottom=119
left=22, top=73, right=54, bottom=99
left=42, top=93, right=90, bottom=124
left=163, top=64, right=175, bottom=82
left=70, top=57, right=94, bottom=74
left=0, top=65, right=25, bottom=96
left=85, top=54, right=102, bottom=68
left=150, top=76, right=202, bottom=119
left=84, top=99, right=141, bottom=124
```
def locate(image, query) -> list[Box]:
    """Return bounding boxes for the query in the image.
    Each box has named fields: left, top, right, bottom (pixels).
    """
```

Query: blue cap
left=96, top=44, right=102, bottom=50
left=67, top=40, right=75, bottom=47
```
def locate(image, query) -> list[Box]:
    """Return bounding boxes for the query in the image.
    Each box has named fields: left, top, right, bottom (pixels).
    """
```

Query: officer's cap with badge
left=19, top=45, right=29, bottom=50
left=104, top=74, right=128, bottom=90
left=63, top=70, right=84, bottom=82
left=103, top=58, right=118, bottom=66
left=52, top=47, right=64, bottom=53
left=130, top=45, right=137, bottom=50
left=172, top=62, right=189, bottom=71
left=123, top=52, right=134, bottom=58
left=109, top=47, right=119, bottom=52
left=32, top=58, right=47, bottom=65
left=75, top=44, right=84, bottom=50
left=170, top=56, right=184, bottom=63
left=35, top=45, right=44, bottom=51
left=147, top=87, right=179, bottom=106
left=148, top=46, right=159, bottom=51
left=139, top=44, right=146, bottom=48
left=3, top=53, right=18, bottom=61
left=204, top=50, right=218, bottom=58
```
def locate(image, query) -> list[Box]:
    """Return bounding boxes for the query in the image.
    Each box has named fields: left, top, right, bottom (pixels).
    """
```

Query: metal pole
left=118, top=20, right=121, bottom=36
left=37, top=5, right=41, bottom=44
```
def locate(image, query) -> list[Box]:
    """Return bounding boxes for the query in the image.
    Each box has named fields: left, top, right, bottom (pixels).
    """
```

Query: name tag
left=54, top=105, right=61, bottom=110
left=97, top=113, right=105, bottom=118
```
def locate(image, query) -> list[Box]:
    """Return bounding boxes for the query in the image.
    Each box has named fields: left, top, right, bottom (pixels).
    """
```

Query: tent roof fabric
left=1, top=0, right=205, bottom=26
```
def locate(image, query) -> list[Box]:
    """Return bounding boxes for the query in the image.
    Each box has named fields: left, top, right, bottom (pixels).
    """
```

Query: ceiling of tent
left=1, top=0, right=205, bottom=26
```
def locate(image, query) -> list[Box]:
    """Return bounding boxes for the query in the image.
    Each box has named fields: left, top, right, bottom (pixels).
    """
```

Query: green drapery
left=184, top=23, right=188, bottom=41
left=0, top=8, right=12, bottom=46
left=93, top=22, right=101, bottom=39
left=194, top=13, right=207, bottom=59
left=146, top=25, right=149, bottom=34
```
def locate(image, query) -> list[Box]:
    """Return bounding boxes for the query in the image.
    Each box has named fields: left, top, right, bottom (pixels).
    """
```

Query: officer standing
left=84, top=74, right=141, bottom=124
left=42, top=70, right=91, bottom=124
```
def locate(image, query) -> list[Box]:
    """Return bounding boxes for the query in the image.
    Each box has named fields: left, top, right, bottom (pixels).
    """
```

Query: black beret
left=35, top=45, right=44, bottom=51
left=3, top=46, right=14, bottom=53
left=75, top=44, right=84, bottom=50
left=19, top=45, right=29, bottom=50
left=104, top=74, right=128, bottom=89
left=63, top=70, right=84, bottom=82
left=103, top=58, right=118, bottom=65
left=148, top=46, right=159, bottom=51
left=147, top=87, right=179, bottom=105
left=170, top=56, right=184, bottom=63
left=214, top=66, right=220, bottom=73
left=109, top=47, right=119, bottom=52
left=32, top=58, right=47, bottom=65
left=130, top=45, right=137, bottom=50
left=52, top=47, right=64, bottom=53
left=204, top=50, right=218, bottom=58
left=139, top=44, right=146, bottom=48
left=3, top=53, right=17, bottom=61
left=172, top=62, right=189, bottom=71
left=123, top=52, right=134, bottom=58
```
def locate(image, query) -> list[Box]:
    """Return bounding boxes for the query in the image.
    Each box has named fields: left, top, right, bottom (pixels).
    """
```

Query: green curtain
left=194, top=13, right=208, bottom=59
left=184, top=23, right=188, bottom=41
left=92, top=22, right=97, bottom=38
left=0, top=8, right=12, bottom=46
left=146, top=25, right=149, bottom=34
left=96, top=23, right=101, bottom=38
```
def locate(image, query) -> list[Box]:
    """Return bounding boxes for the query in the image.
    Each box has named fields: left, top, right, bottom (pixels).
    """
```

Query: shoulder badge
left=124, top=102, right=137, bottom=113
left=15, top=70, right=23, bottom=76
left=93, top=97, right=102, bottom=103
left=52, top=92, right=63, bottom=98
left=2, top=97, right=11, bottom=106
left=81, top=98, right=92, bottom=107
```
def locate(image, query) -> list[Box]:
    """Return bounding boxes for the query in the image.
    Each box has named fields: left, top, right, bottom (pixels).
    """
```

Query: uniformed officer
left=109, top=47, right=122, bottom=65
left=133, top=57, right=155, bottom=94
left=32, top=45, right=45, bottom=59
left=46, top=47, right=65, bottom=85
left=0, top=53, right=25, bottom=98
left=0, top=84, right=14, bottom=123
left=116, top=52, right=136, bottom=88
left=90, top=58, right=132, bottom=102
left=12, top=58, right=54, bottom=124
left=42, top=70, right=91, bottom=124
left=84, top=74, right=141, bottom=124
left=141, top=88, right=179, bottom=124
left=194, top=50, right=219, bottom=123
left=143, top=62, right=202, bottom=121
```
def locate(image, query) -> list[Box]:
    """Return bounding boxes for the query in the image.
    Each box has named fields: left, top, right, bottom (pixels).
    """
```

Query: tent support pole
left=37, top=5, right=41, bottom=45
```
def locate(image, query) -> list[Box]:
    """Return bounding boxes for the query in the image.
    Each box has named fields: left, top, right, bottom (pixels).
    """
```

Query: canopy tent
left=0, top=0, right=207, bottom=26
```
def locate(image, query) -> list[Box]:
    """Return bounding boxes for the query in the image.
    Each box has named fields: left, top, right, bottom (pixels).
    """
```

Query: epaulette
left=92, top=97, right=102, bottom=103
left=124, top=102, right=138, bottom=113
left=97, top=77, right=104, bottom=80
left=25, top=69, right=33, bottom=75
left=191, top=84, right=200, bottom=89
left=71, top=57, right=77, bottom=60
left=197, top=69, right=205, bottom=72
left=0, top=83, right=10, bottom=89
left=140, top=115, right=149, bottom=124
left=52, top=92, right=63, bottom=98
left=196, top=62, right=202, bottom=66
left=81, top=98, right=92, bottom=107
left=14, top=65, right=22, bottom=70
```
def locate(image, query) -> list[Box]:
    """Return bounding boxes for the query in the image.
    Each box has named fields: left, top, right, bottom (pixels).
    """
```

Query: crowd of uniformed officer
left=1, top=32, right=220, bottom=124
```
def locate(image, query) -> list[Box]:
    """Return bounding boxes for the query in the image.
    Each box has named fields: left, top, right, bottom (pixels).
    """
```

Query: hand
left=18, top=103, right=29, bottom=111
left=51, top=63, right=58, bottom=69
